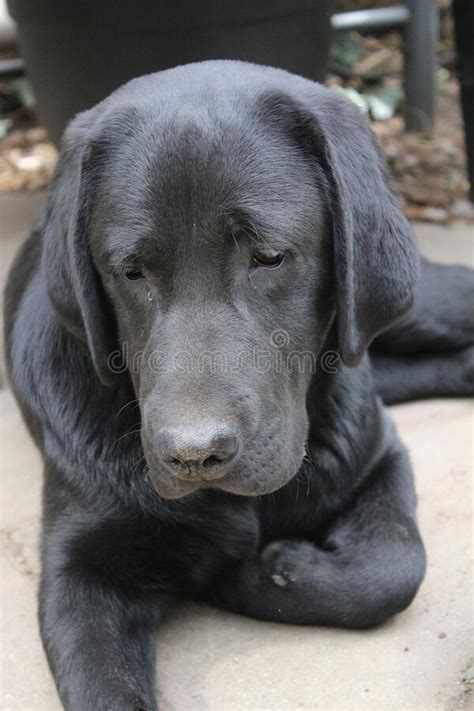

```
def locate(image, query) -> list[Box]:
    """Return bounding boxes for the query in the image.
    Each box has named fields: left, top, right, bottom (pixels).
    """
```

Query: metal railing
left=331, top=1, right=437, bottom=132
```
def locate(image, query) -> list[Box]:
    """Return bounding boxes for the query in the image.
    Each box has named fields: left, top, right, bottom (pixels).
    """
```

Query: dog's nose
left=156, top=423, right=239, bottom=480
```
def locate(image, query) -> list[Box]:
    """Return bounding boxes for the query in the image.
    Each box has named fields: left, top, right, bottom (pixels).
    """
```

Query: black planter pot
left=8, top=0, right=333, bottom=144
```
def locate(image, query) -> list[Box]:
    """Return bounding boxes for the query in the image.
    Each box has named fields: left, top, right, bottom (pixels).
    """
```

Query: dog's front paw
left=260, top=539, right=321, bottom=588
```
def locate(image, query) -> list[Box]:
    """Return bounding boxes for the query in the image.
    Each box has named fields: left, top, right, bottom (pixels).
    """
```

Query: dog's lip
left=147, top=465, right=231, bottom=498
left=144, top=439, right=306, bottom=498
left=172, top=472, right=223, bottom=484
left=149, top=460, right=304, bottom=500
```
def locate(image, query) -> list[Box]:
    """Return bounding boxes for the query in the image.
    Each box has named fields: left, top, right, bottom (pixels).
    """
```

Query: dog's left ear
left=282, top=87, right=420, bottom=366
left=41, top=111, right=118, bottom=386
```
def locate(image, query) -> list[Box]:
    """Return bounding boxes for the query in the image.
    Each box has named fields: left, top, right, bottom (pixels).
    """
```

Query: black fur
left=4, top=61, right=473, bottom=711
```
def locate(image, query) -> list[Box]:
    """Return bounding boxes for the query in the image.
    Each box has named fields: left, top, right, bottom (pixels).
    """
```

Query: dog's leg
left=210, top=444, right=426, bottom=628
left=370, top=347, right=474, bottom=404
left=373, top=257, right=474, bottom=354
left=39, top=561, right=160, bottom=711
left=370, top=258, right=474, bottom=402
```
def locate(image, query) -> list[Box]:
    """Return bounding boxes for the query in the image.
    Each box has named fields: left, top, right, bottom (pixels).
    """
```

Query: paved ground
left=1, top=193, right=473, bottom=710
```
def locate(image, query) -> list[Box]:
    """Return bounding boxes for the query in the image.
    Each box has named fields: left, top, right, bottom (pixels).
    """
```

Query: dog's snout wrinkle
left=156, top=422, right=239, bottom=481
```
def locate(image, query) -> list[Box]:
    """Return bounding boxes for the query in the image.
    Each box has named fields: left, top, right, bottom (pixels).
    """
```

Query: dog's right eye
left=124, top=268, right=144, bottom=281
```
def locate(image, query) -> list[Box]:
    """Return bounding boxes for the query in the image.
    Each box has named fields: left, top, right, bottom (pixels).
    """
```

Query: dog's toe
left=260, top=539, right=320, bottom=588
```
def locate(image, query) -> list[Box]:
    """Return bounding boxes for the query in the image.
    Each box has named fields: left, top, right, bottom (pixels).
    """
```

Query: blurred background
left=0, top=0, right=472, bottom=224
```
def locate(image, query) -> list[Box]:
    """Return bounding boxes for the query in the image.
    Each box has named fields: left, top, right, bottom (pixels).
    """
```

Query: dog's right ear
left=256, top=87, right=419, bottom=367
left=42, top=112, right=117, bottom=386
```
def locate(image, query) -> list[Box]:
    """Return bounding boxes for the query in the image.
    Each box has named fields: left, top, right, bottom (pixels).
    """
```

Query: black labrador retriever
left=4, top=61, right=473, bottom=711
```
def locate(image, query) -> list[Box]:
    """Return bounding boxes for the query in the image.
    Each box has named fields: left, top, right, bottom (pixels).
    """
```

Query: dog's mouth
left=145, top=454, right=304, bottom=500
left=141, top=408, right=309, bottom=500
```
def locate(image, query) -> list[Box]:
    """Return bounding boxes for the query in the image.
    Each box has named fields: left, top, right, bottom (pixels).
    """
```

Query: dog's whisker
left=113, top=427, right=143, bottom=447
left=115, top=398, right=141, bottom=418
left=230, top=227, right=241, bottom=254
left=131, top=454, right=147, bottom=477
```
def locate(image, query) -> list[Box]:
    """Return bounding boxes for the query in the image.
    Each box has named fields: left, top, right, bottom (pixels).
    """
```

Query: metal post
left=404, top=0, right=438, bottom=132
left=453, top=0, right=474, bottom=202
left=0, top=57, right=24, bottom=79
left=331, top=6, right=409, bottom=32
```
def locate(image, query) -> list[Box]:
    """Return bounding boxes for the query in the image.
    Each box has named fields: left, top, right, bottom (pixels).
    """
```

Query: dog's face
left=91, top=112, right=334, bottom=498
left=43, top=62, right=419, bottom=499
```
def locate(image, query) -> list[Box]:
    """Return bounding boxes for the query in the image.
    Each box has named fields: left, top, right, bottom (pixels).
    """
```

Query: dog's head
left=42, top=61, right=418, bottom=499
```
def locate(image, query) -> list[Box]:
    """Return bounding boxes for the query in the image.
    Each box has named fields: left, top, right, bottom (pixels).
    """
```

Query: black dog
left=4, top=61, right=473, bottom=711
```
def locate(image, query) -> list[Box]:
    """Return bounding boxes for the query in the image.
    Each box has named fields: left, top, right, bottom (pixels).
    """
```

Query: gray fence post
left=404, top=0, right=438, bottom=132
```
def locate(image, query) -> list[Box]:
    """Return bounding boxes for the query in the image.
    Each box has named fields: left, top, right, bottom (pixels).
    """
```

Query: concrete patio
left=1, top=193, right=473, bottom=710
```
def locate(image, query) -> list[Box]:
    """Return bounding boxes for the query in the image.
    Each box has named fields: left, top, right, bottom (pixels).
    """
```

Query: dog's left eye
left=253, top=250, right=284, bottom=269
left=124, top=268, right=144, bottom=281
